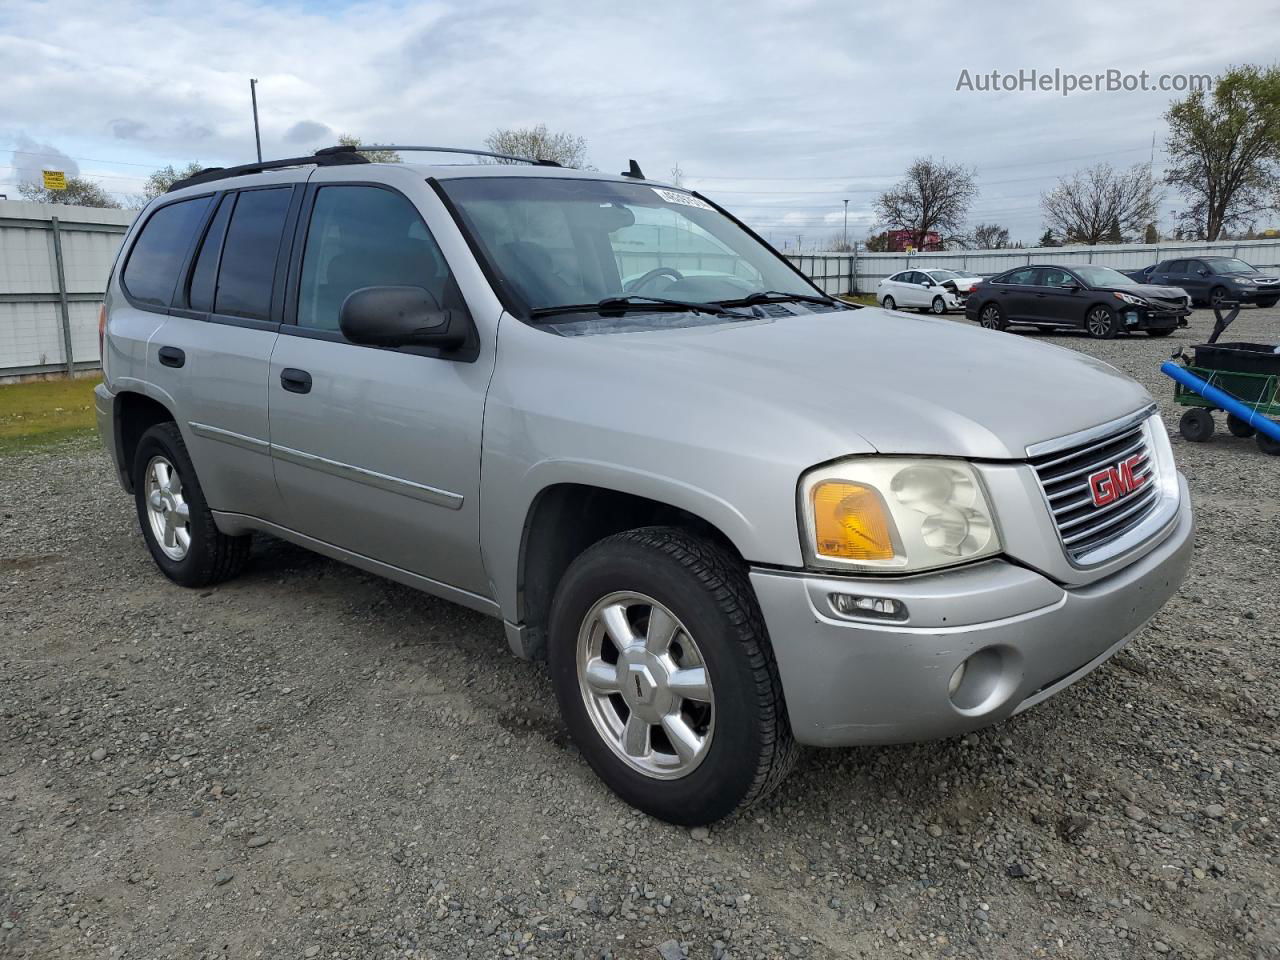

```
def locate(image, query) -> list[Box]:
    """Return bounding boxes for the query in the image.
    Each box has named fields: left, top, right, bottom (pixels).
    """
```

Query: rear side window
left=1004, top=267, right=1036, bottom=285
left=122, top=196, right=213, bottom=307
left=1167, top=260, right=1186, bottom=273
left=296, top=185, right=458, bottom=332
left=214, top=188, right=292, bottom=320
left=186, top=194, right=233, bottom=313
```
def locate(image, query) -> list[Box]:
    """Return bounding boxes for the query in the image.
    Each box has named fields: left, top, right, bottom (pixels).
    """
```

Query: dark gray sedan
left=964, top=264, right=1192, bottom=339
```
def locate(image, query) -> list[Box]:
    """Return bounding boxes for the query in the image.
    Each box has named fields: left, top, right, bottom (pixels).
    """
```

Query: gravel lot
left=2, top=307, right=1278, bottom=960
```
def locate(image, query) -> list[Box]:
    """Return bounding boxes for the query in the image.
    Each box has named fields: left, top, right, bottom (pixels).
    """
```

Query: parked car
left=1141, top=256, right=1280, bottom=308
left=96, top=145, right=1193, bottom=824
left=1122, top=264, right=1157, bottom=284
left=877, top=268, right=983, bottom=314
left=964, top=264, right=1192, bottom=338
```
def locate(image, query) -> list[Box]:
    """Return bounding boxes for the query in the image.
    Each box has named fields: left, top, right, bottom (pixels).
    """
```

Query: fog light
left=828, top=592, right=907, bottom=621
left=948, top=661, right=967, bottom=696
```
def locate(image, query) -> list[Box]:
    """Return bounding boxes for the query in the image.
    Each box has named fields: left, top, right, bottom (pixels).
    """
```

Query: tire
left=882, top=295, right=896, bottom=311
left=1227, top=414, right=1256, bottom=438
left=1257, top=429, right=1280, bottom=456
left=1085, top=304, right=1118, bottom=339
left=133, top=422, right=250, bottom=587
left=1179, top=408, right=1214, bottom=443
left=978, top=302, right=1006, bottom=331
left=548, top=526, right=797, bottom=825
left=1257, top=297, right=1278, bottom=308
left=1209, top=286, right=1228, bottom=308
left=1146, top=328, right=1175, bottom=337
left=930, top=296, right=946, bottom=315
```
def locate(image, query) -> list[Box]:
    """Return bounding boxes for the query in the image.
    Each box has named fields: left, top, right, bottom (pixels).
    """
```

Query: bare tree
left=1164, top=64, right=1280, bottom=240
left=874, top=158, right=977, bottom=249
left=484, top=124, right=588, bottom=167
left=18, top=177, right=120, bottom=208
left=1040, top=163, right=1159, bottom=245
left=972, top=223, right=1011, bottom=249
left=337, top=134, right=401, bottom=163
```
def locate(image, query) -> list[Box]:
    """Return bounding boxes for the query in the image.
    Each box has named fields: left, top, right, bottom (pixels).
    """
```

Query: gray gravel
left=2, top=306, right=1278, bottom=959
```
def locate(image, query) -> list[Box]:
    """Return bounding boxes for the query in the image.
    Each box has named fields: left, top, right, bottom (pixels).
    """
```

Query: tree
left=337, top=134, right=401, bottom=163
left=864, top=231, right=893, bottom=252
left=17, top=177, right=120, bottom=208
left=1104, top=219, right=1123, bottom=244
left=1143, top=223, right=1160, bottom=244
left=484, top=124, right=588, bottom=167
left=1040, top=163, right=1158, bottom=245
left=1164, top=64, right=1280, bottom=241
left=874, top=157, right=977, bottom=250
left=1037, top=228, right=1060, bottom=248
left=972, top=223, right=1011, bottom=249
left=142, top=162, right=205, bottom=201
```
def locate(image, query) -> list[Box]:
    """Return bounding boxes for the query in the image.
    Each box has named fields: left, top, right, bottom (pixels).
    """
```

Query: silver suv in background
left=96, top=145, right=1193, bottom=824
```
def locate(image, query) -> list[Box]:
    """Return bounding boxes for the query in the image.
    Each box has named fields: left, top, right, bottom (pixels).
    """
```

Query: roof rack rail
left=167, top=145, right=369, bottom=192
left=321, top=144, right=562, bottom=167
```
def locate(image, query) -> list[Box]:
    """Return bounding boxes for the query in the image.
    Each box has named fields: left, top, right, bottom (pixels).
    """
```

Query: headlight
left=800, top=459, right=1001, bottom=573
left=1235, top=277, right=1255, bottom=284
left=1113, top=291, right=1149, bottom=306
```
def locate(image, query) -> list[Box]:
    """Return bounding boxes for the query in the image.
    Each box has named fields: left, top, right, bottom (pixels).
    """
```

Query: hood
left=560, top=306, right=1152, bottom=460
left=1130, top=284, right=1191, bottom=300
left=942, top=276, right=983, bottom=292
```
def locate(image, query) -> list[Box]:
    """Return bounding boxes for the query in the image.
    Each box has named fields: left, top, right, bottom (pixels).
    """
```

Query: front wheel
left=930, top=296, right=946, bottom=315
left=1209, top=286, right=1228, bottom=308
left=882, top=295, right=896, bottom=311
left=133, top=422, right=250, bottom=587
left=1085, top=305, right=1118, bottom=339
left=548, top=527, right=797, bottom=825
left=1227, top=414, right=1256, bottom=438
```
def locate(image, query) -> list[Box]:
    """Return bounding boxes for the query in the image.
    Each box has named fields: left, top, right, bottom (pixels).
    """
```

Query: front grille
left=1030, top=419, right=1159, bottom=561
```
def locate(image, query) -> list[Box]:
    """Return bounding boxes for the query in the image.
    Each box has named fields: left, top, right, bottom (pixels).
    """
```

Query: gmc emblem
left=1088, top=455, right=1147, bottom=508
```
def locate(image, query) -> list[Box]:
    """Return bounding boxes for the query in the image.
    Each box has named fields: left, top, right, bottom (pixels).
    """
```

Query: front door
left=266, top=180, right=495, bottom=598
left=1035, top=267, right=1086, bottom=326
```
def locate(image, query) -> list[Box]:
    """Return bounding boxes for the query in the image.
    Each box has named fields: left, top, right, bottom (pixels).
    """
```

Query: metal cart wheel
left=1257, top=431, right=1280, bottom=456
left=1179, top=408, right=1215, bottom=442
left=1227, top=414, right=1257, bottom=438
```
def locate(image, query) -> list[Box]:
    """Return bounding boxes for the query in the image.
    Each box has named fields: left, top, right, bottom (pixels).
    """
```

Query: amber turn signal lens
left=811, top=481, right=896, bottom=561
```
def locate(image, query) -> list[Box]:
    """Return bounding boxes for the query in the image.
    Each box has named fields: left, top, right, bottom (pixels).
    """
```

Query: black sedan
left=1124, top=256, right=1279, bottom=308
left=963, top=264, right=1192, bottom=339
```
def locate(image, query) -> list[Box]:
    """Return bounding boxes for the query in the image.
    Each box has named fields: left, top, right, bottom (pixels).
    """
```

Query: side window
left=186, top=194, right=233, bottom=313
left=1039, top=268, right=1075, bottom=287
left=888, top=272, right=906, bottom=283
left=122, top=196, right=213, bottom=307
left=297, top=185, right=458, bottom=332
left=1004, top=267, right=1036, bottom=285
left=1167, top=260, right=1187, bottom=273
left=214, top=188, right=293, bottom=321
left=902, top=271, right=921, bottom=284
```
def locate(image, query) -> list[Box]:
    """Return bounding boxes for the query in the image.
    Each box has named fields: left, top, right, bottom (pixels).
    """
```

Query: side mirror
left=1197, top=269, right=1209, bottom=276
left=340, top=286, right=467, bottom=350
left=922, top=280, right=934, bottom=287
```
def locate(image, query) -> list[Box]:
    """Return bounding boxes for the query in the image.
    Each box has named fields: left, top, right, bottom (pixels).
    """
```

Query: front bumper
left=751, top=476, right=1193, bottom=747
left=1122, top=305, right=1191, bottom=330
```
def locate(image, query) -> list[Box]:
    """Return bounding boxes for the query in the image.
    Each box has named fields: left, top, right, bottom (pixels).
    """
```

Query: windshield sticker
left=652, top=188, right=713, bottom=211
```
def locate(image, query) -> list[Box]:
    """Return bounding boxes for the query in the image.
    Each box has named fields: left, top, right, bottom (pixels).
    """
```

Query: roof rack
left=324, top=145, right=562, bottom=167
left=167, top=145, right=370, bottom=192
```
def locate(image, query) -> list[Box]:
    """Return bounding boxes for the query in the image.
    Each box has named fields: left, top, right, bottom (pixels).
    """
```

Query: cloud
left=110, top=118, right=149, bottom=140
left=284, top=120, right=332, bottom=144
left=9, top=133, right=80, bottom=184
left=0, top=0, right=1271, bottom=242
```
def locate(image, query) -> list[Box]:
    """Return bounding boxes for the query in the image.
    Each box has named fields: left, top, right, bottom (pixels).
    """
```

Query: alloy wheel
left=931, top=296, right=945, bottom=314
left=576, top=591, right=714, bottom=780
left=1086, top=307, right=1113, bottom=338
left=144, top=455, right=191, bottom=561
left=980, top=305, right=1001, bottom=329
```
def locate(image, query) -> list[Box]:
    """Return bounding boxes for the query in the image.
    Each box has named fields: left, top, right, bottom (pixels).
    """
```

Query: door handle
left=158, top=346, right=185, bottom=368
left=280, top=368, right=312, bottom=394
left=1036, top=293, right=1048, bottom=298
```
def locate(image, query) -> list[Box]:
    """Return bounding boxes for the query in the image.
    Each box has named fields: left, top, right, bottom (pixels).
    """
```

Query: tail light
left=98, top=303, right=107, bottom=360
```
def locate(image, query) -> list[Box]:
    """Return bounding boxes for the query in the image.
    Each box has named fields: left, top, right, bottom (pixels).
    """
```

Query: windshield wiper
left=530, top=295, right=754, bottom=321
left=724, top=290, right=839, bottom=307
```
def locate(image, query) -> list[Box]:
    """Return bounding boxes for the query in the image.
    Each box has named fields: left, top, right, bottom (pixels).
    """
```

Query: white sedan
left=877, top=269, right=984, bottom=314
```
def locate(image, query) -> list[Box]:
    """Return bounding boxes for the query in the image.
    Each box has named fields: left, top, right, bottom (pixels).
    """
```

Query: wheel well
left=516, top=484, right=743, bottom=660
left=115, top=392, right=175, bottom=491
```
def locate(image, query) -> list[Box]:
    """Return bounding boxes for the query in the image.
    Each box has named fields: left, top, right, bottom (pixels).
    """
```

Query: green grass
left=0, top=375, right=101, bottom=454
left=839, top=293, right=878, bottom=307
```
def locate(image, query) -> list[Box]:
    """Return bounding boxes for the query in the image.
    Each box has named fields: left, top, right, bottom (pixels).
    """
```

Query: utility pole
left=249, top=78, right=263, bottom=162
left=843, top=199, right=849, bottom=250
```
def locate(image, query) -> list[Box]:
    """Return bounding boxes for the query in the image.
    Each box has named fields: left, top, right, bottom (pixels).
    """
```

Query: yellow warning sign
left=42, top=170, right=67, bottom=190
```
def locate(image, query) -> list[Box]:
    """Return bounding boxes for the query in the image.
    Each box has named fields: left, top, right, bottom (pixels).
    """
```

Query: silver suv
left=96, top=145, right=1193, bottom=824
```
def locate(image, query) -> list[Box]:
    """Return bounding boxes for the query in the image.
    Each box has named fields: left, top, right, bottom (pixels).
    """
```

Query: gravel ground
left=2, top=307, right=1278, bottom=960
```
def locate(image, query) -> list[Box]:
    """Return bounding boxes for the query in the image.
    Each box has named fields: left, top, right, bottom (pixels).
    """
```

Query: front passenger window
left=297, top=186, right=459, bottom=332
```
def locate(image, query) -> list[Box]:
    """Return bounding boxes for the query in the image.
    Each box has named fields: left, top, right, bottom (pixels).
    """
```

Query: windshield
left=1207, top=258, right=1256, bottom=275
left=1073, top=265, right=1136, bottom=287
left=925, top=270, right=961, bottom=280
left=438, top=177, right=817, bottom=313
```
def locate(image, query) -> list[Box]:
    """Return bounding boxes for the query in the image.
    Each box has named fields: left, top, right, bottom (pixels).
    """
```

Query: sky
left=2, top=0, right=1277, bottom=248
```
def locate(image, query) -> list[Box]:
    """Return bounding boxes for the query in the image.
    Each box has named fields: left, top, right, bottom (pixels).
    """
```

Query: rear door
left=124, top=183, right=296, bottom=520
left=266, top=177, right=495, bottom=598
left=993, top=266, right=1038, bottom=320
